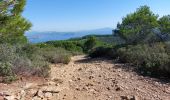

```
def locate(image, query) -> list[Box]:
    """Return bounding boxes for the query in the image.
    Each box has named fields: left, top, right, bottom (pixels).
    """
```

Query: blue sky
left=23, top=0, right=170, bottom=32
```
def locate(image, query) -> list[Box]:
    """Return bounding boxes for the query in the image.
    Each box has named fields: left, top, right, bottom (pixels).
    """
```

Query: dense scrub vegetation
left=0, top=0, right=72, bottom=83
left=90, top=6, right=170, bottom=77
left=117, top=43, right=170, bottom=76
left=1, top=0, right=169, bottom=83
left=37, top=35, right=112, bottom=55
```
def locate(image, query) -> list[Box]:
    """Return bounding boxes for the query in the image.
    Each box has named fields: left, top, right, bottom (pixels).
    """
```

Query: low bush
left=117, top=43, right=170, bottom=76
left=30, top=60, right=50, bottom=77
left=0, top=43, right=17, bottom=62
left=89, top=46, right=116, bottom=58
left=45, top=40, right=84, bottom=55
left=0, top=43, right=72, bottom=82
left=39, top=47, right=71, bottom=64
left=1, top=75, right=18, bottom=84
left=0, top=43, right=50, bottom=78
left=0, top=62, right=13, bottom=77
left=84, top=36, right=97, bottom=52
left=90, top=42, right=170, bottom=77
left=88, top=43, right=123, bottom=59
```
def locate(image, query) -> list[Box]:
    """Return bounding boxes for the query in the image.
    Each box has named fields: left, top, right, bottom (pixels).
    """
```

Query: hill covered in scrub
left=0, top=0, right=170, bottom=100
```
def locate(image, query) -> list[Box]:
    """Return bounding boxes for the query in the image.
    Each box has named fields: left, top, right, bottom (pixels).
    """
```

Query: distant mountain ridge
left=25, top=28, right=113, bottom=43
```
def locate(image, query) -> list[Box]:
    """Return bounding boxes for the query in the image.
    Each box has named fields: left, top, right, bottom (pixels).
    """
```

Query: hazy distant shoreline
left=25, top=28, right=113, bottom=43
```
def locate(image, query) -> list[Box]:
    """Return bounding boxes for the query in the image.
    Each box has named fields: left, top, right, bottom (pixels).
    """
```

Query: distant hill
left=25, top=28, right=113, bottom=43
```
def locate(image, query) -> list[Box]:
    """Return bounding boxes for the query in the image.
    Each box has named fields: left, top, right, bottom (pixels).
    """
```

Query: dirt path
left=0, top=55, right=170, bottom=100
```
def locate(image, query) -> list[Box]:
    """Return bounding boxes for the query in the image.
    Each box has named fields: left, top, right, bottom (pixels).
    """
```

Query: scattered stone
left=4, top=95, right=15, bottom=100
left=77, top=78, right=81, bottom=81
left=108, top=95, right=112, bottom=98
left=112, top=79, right=117, bottom=84
left=47, top=81, right=56, bottom=85
left=75, top=87, right=80, bottom=91
left=86, top=83, right=94, bottom=87
left=133, top=96, right=140, bottom=100
left=127, top=95, right=135, bottom=100
left=41, top=86, right=60, bottom=94
left=0, top=91, right=11, bottom=96
left=89, top=76, right=94, bottom=80
left=95, top=63, right=101, bottom=65
left=78, top=68, right=82, bottom=71
left=115, top=87, right=121, bottom=91
left=20, top=90, right=26, bottom=99
left=120, top=95, right=128, bottom=100
left=164, top=87, right=170, bottom=93
left=117, top=69, right=122, bottom=72
left=118, top=73, right=123, bottom=77
left=82, top=87, right=88, bottom=91
left=0, top=56, right=169, bottom=100
left=52, top=78, right=63, bottom=84
left=44, top=92, right=52, bottom=98
left=36, top=90, right=44, bottom=98
left=106, top=87, right=111, bottom=91
left=120, top=95, right=139, bottom=100
left=32, top=96, right=41, bottom=100
left=73, top=96, right=77, bottom=99
left=24, top=83, right=35, bottom=89
left=68, top=79, right=73, bottom=83
left=27, top=89, right=38, bottom=97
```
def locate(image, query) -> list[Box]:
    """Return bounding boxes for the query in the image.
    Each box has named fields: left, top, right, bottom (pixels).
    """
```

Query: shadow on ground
left=74, top=56, right=113, bottom=64
left=75, top=56, right=170, bottom=85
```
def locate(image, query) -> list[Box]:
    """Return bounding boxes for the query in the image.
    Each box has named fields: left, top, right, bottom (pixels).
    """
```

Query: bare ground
left=0, top=55, right=170, bottom=100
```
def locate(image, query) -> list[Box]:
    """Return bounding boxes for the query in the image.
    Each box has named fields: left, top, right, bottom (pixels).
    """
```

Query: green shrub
left=0, top=43, right=17, bottom=62
left=31, top=60, right=50, bottom=77
left=58, top=53, right=71, bottom=64
left=2, top=75, right=17, bottom=84
left=0, top=62, right=17, bottom=83
left=0, top=62, right=13, bottom=76
left=89, top=44, right=124, bottom=59
left=165, top=42, right=170, bottom=54
left=89, top=46, right=116, bottom=58
left=0, top=43, right=51, bottom=78
left=12, top=56, right=32, bottom=75
left=117, top=43, right=170, bottom=76
left=45, top=40, right=84, bottom=55
left=84, top=36, right=97, bottom=52
left=39, top=47, right=71, bottom=64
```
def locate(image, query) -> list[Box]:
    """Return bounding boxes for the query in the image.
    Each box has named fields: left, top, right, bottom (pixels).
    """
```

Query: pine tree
left=0, top=0, right=32, bottom=43
left=117, top=5, right=159, bottom=44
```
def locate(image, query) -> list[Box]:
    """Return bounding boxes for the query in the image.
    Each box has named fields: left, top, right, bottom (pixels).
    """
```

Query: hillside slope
left=0, top=56, right=170, bottom=100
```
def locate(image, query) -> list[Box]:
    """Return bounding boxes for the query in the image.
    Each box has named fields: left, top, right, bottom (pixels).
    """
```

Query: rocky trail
left=0, top=55, right=170, bottom=100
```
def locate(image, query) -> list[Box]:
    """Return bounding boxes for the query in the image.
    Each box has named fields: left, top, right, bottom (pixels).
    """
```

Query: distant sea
left=25, top=28, right=113, bottom=43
